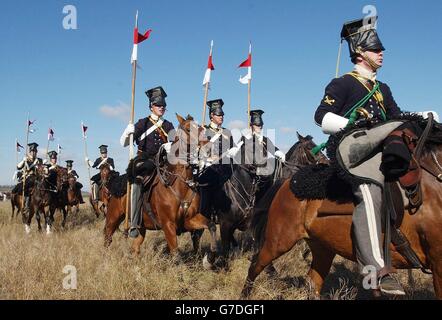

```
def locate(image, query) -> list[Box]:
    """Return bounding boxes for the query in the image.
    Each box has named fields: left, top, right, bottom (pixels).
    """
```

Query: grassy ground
left=0, top=200, right=435, bottom=300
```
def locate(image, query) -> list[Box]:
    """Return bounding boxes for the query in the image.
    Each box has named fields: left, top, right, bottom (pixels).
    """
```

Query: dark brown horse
left=25, top=163, right=55, bottom=233
left=104, top=114, right=215, bottom=258
left=241, top=125, right=442, bottom=299
left=66, top=175, right=81, bottom=214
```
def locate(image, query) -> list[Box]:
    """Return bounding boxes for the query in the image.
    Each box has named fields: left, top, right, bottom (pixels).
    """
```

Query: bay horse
left=10, top=192, right=23, bottom=220
left=241, top=122, right=442, bottom=299
left=89, top=163, right=112, bottom=218
left=104, top=114, right=216, bottom=258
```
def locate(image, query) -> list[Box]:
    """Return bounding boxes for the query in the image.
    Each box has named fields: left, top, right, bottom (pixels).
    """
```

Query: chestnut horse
left=241, top=124, right=442, bottom=299
left=104, top=114, right=215, bottom=257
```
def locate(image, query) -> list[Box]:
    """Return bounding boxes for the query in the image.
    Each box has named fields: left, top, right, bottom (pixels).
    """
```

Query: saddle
left=385, top=126, right=424, bottom=213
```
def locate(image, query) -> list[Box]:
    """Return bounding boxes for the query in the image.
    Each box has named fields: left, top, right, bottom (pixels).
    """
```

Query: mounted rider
left=239, top=109, right=286, bottom=197
left=197, top=99, right=240, bottom=217
left=15, top=142, right=41, bottom=217
left=66, top=160, right=85, bottom=204
left=86, top=145, right=115, bottom=205
left=314, top=16, right=438, bottom=296
left=120, top=86, right=175, bottom=238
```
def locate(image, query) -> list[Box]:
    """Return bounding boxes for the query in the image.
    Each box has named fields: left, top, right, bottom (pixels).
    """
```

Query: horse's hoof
left=202, top=254, right=213, bottom=270
left=46, top=225, right=52, bottom=235
left=24, top=225, right=31, bottom=234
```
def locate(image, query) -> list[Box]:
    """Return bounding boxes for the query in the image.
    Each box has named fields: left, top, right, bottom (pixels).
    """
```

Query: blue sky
left=1, top=0, right=441, bottom=187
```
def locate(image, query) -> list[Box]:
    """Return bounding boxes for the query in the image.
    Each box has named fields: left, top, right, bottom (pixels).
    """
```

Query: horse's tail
left=251, top=179, right=285, bottom=249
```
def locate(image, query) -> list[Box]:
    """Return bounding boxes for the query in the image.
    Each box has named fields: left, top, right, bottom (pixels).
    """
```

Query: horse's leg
left=104, top=204, right=125, bottom=248
left=306, top=240, right=336, bottom=299
left=61, top=207, right=68, bottom=229
left=131, top=227, right=146, bottom=256
left=190, top=229, right=204, bottom=255
left=46, top=206, right=55, bottom=234
left=240, top=184, right=316, bottom=299
left=162, top=221, right=179, bottom=255
left=11, top=198, right=15, bottom=220
left=25, top=204, right=34, bottom=234
left=219, top=220, right=235, bottom=269
left=35, top=208, right=42, bottom=232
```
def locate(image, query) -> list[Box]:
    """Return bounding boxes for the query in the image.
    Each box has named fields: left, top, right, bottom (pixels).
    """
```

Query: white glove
left=274, top=150, right=286, bottom=163
left=416, top=111, right=439, bottom=122
left=163, top=142, right=172, bottom=154
left=120, top=124, right=135, bottom=147
left=125, top=123, right=135, bottom=136
left=85, top=157, right=92, bottom=168
left=226, top=146, right=240, bottom=158
left=43, top=159, right=48, bottom=165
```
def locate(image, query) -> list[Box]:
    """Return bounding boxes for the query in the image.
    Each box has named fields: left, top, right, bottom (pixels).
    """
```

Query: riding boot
left=129, top=182, right=143, bottom=238
left=78, top=189, right=85, bottom=204
left=22, top=196, right=31, bottom=223
left=92, top=183, right=99, bottom=204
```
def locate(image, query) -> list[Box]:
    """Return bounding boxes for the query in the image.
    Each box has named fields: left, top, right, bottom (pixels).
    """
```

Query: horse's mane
left=285, top=135, right=314, bottom=161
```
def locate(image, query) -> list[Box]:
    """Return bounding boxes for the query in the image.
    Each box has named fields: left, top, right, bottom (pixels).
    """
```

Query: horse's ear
left=296, top=131, right=305, bottom=141
left=176, top=113, right=185, bottom=125
left=186, top=114, right=194, bottom=121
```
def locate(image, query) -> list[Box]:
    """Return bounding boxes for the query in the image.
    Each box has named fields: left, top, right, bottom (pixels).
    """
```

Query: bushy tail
left=251, top=179, right=285, bottom=249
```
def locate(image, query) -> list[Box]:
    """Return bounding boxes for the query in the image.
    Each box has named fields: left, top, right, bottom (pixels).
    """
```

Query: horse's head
left=176, top=113, right=208, bottom=147
left=286, top=132, right=328, bottom=167
left=53, top=167, right=68, bottom=192
left=172, top=113, right=209, bottom=165
left=100, top=163, right=112, bottom=185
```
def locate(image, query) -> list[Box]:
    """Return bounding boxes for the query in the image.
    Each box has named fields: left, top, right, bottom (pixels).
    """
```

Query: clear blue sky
left=1, top=0, right=441, bottom=187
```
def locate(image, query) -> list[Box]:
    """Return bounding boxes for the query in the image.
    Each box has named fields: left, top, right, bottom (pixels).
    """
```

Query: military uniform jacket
left=239, top=133, right=279, bottom=167
left=68, top=169, right=79, bottom=179
left=92, top=157, right=115, bottom=170
left=17, top=157, right=40, bottom=176
left=314, top=72, right=402, bottom=126
left=133, top=116, right=175, bottom=157
left=202, top=125, right=236, bottom=164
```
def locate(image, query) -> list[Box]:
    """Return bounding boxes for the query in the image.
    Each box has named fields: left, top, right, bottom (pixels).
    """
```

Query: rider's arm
left=314, top=77, right=348, bottom=133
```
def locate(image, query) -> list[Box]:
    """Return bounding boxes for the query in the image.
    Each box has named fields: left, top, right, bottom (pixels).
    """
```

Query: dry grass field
left=0, top=199, right=435, bottom=300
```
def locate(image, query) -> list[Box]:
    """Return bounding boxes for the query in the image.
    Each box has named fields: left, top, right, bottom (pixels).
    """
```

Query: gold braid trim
left=347, top=72, right=386, bottom=113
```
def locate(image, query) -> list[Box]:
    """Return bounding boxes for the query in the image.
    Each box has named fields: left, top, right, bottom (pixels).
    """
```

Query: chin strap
left=356, top=47, right=381, bottom=71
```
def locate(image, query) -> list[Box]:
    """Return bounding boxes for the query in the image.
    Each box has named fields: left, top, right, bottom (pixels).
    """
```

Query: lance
left=81, top=122, right=93, bottom=197
left=125, top=11, right=139, bottom=232
left=201, top=40, right=214, bottom=126
left=46, top=122, right=54, bottom=160
left=21, top=113, right=31, bottom=209
left=239, top=42, right=252, bottom=129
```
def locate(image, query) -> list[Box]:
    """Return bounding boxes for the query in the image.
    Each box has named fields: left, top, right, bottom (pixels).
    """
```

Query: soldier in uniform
left=86, top=145, right=115, bottom=204
left=314, top=17, right=438, bottom=295
left=66, top=160, right=85, bottom=204
left=120, top=86, right=175, bottom=238
left=239, top=109, right=285, bottom=197
left=15, top=142, right=41, bottom=219
left=197, top=99, right=240, bottom=217
left=46, top=151, right=59, bottom=173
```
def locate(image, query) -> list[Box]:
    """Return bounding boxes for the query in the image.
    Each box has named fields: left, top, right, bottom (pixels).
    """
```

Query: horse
left=241, top=121, right=442, bottom=299
left=89, top=163, right=113, bottom=218
left=63, top=174, right=84, bottom=215
left=25, top=163, right=57, bottom=233
left=104, top=114, right=216, bottom=258
left=10, top=191, right=23, bottom=220
left=29, top=166, right=69, bottom=234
